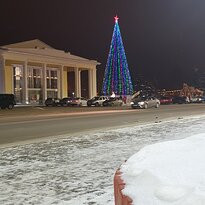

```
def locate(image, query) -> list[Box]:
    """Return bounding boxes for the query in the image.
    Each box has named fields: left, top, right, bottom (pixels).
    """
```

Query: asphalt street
left=0, top=104, right=205, bottom=146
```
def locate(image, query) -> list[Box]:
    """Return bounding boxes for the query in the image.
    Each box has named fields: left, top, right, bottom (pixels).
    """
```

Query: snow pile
left=121, top=133, right=205, bottom=205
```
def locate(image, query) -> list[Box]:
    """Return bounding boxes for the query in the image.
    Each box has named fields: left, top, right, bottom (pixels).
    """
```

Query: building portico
left=0, top=39, right=100, bottom=104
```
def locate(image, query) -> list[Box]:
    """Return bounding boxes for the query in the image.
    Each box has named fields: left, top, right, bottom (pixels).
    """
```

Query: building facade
left=0, top=39, right=100, bottom=104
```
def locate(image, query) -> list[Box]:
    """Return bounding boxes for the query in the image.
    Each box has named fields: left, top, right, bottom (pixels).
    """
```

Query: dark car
left=159, top=96, right=173, bottom=105
left=172, top=96, right=188, bottom=104
left=59, top=97, right=73, bottom=106
left=45, top=98, right=60, bottom=106
left=103, top=97, right=123, bottom=106
left=0, top=94, right=16, bottom=109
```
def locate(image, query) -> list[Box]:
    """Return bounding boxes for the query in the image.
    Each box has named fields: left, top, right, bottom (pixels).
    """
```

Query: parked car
left=87, top=96, right=109, bottom=107
left=190, top=96, right=203, bottom=103
left=59, top=97, right=73, bottom=106
left=159, top=96, right=173, bottom=105
left=172, top=96, right=188, bottom=104
left=70, top=97, right=87, bottom=106
left=130, top=96, right=160, bottom=109
left=103, top=97, right=123, bottom=107
left=45, top=98, right=60, bottom=106
left=87, top=96, right=99, bottom=107
left=0, top=94, right=16, bottom=109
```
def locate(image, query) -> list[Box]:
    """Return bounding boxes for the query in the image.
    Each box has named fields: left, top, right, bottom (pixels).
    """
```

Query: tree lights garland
left=102, top=16, right=133, bottom=96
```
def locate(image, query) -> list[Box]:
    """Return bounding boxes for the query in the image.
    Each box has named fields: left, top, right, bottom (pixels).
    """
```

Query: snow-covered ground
left=0, top=115, right=205, bottom=205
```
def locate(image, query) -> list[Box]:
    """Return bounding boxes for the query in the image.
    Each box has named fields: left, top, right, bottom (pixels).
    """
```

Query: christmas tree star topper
left=114, top=15, right=119, bottom=23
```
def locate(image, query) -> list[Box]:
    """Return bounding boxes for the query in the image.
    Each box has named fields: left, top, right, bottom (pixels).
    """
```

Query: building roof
left=4, top=39, right=53, bottom=49
left=1, top=39, right=100, bottom=66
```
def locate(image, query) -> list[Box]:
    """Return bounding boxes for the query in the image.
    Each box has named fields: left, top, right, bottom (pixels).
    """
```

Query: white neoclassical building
left=0, top=39, right=100, bottom=104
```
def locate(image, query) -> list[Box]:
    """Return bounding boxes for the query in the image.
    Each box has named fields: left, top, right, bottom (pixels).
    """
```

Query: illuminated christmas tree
left=102, top=16, right=133, bottom=96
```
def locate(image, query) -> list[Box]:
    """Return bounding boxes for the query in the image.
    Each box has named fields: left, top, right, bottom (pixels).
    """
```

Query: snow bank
left=121, top=133, right=205, bottom=205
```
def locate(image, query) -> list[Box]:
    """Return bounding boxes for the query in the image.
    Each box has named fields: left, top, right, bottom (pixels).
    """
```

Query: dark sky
left=1, top=0, right=205, bottom=90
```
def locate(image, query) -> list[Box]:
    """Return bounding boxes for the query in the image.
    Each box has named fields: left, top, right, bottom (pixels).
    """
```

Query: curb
left=114, top=168, right=133, bottom=205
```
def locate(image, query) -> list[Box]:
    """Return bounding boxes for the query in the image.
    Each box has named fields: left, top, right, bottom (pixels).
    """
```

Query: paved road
left=0, top=104, right=205, bottom=146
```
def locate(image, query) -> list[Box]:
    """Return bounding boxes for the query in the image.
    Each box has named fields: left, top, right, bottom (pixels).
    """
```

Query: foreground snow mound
left=121, top=133, right=205, bottom=205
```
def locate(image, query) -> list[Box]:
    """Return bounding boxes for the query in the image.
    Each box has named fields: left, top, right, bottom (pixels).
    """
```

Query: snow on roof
left=121, top=133, right=205, bottom=205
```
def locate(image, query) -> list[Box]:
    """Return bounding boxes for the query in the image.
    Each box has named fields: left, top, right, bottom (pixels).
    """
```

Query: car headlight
left=130, top=102, right=134, bottom=105
left=138, top=101, right=145, bottom=105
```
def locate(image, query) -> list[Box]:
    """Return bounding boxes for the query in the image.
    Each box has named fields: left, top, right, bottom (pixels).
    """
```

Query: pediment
left=4, top=39, right=53, bottom=49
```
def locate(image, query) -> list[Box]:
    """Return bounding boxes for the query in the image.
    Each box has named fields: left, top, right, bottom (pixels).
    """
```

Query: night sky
left=1, top=0, right=205, bottom=90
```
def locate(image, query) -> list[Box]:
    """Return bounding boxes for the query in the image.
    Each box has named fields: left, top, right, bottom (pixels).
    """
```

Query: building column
left=0, top=58, right=5, bottom=93
left=88, top=69, right=93, bottom=98
left=74, top=67, right=81, bottom=97
left=78, top=69, right=81, bottom=97
left=88, top=68, right=97, bottom=98
left=42, top=64, right=47, bottom=103
left=23, top=61, right=28, bottom=104
left=60, top=65, right=64, bottom=98
left=57, top=68, right=61, bottom=99
left=62, top=67, right=68, bottom=98
left=92, top=68, right=97, bottom=97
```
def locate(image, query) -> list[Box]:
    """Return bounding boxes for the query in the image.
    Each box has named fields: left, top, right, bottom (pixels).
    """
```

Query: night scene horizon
left=1, top=0, right=205, bottom=91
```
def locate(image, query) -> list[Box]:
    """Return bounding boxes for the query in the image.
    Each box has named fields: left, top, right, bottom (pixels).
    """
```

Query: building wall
left=1, top=63, right=84, bottom=99
left=4, top=65, right=13, bottom=94
left=1, top=58, right=98, bottom=102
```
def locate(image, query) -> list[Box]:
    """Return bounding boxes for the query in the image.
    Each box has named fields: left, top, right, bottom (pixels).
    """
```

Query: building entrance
left=13, top=66, right=23, bottom=103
